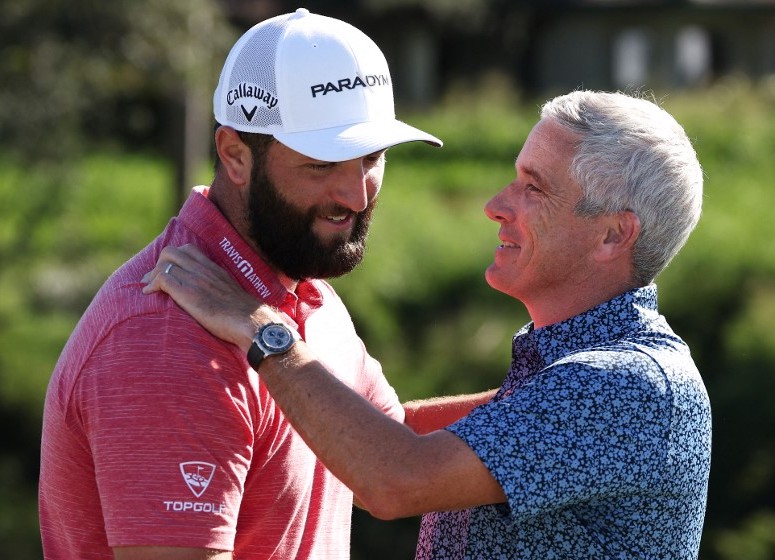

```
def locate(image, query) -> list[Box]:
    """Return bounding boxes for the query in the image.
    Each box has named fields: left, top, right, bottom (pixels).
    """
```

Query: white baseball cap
left=213, top=8, right=443, bottom=162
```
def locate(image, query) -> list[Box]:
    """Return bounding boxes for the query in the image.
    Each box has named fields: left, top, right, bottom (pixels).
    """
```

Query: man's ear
left=215, top=126, right=252, bottom=187
left=596, top=210, right=641, bottom=262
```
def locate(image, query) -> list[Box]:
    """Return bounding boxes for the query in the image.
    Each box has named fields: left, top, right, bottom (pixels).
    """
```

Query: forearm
left=229, top=309, right=500, bottom=516
left=195, top=307, right=430, bottom=508
left=258, top=342, right=438, bottom=518
left=403, top=389, right=498, bottom=435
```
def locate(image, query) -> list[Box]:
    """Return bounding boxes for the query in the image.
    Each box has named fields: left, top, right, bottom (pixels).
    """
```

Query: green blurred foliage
left=4, top=81, right=774, bottom=558
left=0, top=0, right=234, bottom=160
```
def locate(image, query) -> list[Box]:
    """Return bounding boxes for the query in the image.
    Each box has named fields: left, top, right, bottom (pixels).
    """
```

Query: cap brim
left=273, top=119, right=442, bottom=162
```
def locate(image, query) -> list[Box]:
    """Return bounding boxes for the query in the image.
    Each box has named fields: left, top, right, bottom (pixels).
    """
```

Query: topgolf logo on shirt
left=180, top=461, right=215, bottom=498
left=162, top=461, right=228, bottom=515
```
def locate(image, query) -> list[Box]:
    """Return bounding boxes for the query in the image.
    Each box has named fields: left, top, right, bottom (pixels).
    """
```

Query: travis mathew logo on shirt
left=219, top=237, right=273, bottom=299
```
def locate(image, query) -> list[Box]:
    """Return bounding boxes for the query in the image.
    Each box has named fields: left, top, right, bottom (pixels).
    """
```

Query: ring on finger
left=164, top=263, right=175, bottom=275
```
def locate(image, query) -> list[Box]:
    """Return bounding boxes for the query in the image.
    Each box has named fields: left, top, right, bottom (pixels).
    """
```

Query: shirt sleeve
left=354, top=340, right=405, bottom=423
left=448, top=350, right=672, bottom=522
left=76, top=309, right=256, bottom=550
left=304, top=281, right=404, bottom=423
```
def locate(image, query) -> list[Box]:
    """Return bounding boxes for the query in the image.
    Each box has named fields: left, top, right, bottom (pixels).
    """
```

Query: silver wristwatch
left=247, top=322, right=298, bottom=369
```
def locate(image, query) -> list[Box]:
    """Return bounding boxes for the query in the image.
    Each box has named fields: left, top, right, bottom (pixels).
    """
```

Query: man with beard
left=39, top=9, right=443, bottom=560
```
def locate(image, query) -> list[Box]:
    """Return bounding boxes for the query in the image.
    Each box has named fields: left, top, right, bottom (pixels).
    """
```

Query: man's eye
left=365, top=152, right=386, bottom=165
left=309, top=163, right=334, bottom=171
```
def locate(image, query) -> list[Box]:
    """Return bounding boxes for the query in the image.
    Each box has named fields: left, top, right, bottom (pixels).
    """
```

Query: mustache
left=313, top=201, right=373, bottom=218
left=314, top=204, right=351, bottom=218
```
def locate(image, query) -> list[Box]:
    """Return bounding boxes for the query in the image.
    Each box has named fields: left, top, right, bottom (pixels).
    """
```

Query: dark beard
left=246, top=165, right=376, bottom=281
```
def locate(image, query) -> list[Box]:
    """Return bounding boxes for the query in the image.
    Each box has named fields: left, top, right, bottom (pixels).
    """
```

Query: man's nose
left=484, top=187, right=513, bottom=223
left=331, top=160, right=370, bottom=212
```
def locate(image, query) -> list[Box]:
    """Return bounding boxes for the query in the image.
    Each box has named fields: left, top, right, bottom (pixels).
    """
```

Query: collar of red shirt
left=177, top=187, right=324, bottom=335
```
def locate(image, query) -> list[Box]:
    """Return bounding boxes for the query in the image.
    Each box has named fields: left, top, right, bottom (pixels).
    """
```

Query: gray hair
left=540, top=91, right=703, bottom=285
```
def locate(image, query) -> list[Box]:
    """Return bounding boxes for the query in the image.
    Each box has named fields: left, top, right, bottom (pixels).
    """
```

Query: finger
left=141, top=246, right=189, bottom=293
left=154, top=245, right=222, bottom=283
left=141, top=246, right=184, bottom=284
left=176, top=244, right=235, bottom=282
left=141, top=244, right=210, bottom=287
left=176, top=243, right=207, bottom=263
left=142, top=260, right=183, bottom=294
left=144, top=245, right=238, bottom=302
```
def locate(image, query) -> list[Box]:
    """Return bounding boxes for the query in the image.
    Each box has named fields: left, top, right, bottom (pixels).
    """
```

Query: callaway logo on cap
left=213, top=8, right=442, bottom=162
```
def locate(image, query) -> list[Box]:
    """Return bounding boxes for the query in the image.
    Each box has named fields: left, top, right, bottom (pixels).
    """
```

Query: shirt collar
left=176, top=187, right=323, bottom=326
left=516, top=285, right=659, bottom=367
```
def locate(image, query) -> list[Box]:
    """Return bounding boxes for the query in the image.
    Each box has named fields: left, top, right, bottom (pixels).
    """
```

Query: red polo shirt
left=40, top=187, right=403, bottom=559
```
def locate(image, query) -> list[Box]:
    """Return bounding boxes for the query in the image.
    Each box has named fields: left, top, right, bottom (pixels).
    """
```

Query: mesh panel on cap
left=224, top=19, right=286, bottom=130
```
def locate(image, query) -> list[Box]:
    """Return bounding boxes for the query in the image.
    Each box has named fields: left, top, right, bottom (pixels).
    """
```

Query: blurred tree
left=0, top=0, right=235, bottom=204
left=0, top=1, right=234, bottom=556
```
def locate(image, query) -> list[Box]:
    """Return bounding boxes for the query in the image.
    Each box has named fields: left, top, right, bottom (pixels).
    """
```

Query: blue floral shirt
left=415, top=285, right=711, bottom=559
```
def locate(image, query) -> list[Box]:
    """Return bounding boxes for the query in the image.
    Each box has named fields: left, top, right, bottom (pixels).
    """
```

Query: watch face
left=261, top=324, right=293, bottom=351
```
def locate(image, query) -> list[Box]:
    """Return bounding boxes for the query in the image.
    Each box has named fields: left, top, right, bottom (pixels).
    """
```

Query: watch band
left=247, top=339, right=268, bottom=370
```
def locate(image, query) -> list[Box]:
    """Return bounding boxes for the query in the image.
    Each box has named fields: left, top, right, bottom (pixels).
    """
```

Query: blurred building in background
left=220, top=0, right=775, bottom=105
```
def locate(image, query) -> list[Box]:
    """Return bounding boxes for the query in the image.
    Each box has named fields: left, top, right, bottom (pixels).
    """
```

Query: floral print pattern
left=415, top=285, right=711, bottom=559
